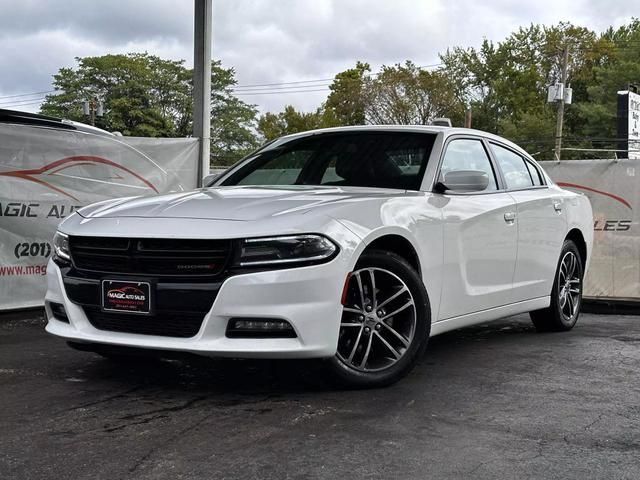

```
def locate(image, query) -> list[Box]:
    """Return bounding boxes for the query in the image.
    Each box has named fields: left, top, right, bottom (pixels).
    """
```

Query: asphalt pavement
left=1, top=310, right=639, bottom=479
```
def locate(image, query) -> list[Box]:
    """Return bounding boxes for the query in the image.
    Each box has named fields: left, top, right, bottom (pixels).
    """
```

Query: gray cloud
left=0, top=0, right=637, bottom=115
left=0, top=1, right=191, bottom=44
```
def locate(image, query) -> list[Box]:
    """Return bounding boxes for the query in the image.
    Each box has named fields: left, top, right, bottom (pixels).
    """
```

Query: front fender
left=328, top=194, right=444, bottom=321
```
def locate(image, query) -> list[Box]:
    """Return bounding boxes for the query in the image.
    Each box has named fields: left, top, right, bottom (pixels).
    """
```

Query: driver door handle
left=504, top=212, right=516, bottom=224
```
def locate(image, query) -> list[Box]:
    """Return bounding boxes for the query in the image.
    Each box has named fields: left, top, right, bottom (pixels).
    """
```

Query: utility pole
left=554, top=45, right=569, bottom=161
left=464, top=109, right=472, bottom=128
left=193, top=0, right=212, bottom=187
left=82, top=98, right=104, bottom=126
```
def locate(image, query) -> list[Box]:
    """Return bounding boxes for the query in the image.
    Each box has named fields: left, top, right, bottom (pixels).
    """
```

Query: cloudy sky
left=0, top=0, right=637, bottom=115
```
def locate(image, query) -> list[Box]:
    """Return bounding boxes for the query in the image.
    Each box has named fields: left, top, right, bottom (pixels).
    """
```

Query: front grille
left=84, top=307, right=204, bottom=338
left=69, top=236, right=231, bottom=277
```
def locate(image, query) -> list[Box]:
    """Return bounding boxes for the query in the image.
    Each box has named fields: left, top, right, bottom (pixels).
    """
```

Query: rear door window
left=490, top=143, right=533, bottom=190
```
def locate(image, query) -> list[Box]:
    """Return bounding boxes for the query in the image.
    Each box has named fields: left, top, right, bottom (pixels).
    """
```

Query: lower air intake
left=84, top=307, right=204, bottom=338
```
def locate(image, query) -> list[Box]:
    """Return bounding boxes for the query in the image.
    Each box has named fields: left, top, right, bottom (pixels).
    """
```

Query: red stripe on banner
left=1, top=171, right=81, bottom=201
left=0, top=155, right=159, bottom=200
left=557, top=182, right=632, bottom=210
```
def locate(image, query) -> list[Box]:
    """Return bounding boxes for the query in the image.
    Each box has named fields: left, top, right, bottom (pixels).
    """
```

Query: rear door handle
left=504, top=212, right=516, bottom=223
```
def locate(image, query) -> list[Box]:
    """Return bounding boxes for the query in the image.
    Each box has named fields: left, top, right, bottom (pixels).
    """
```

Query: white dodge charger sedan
left=45, top=126, right=593, bottom=387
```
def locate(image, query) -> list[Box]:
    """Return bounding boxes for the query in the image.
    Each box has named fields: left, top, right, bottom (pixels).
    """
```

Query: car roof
left=279, top=124, right=450, bottom=139
left=443, top=127, right=533, bottom=159
left=275, top=124, right=532, bottom=159
left=0, top=108, right=113, bottom=136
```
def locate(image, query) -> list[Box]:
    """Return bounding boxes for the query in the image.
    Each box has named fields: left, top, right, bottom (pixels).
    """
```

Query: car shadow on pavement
left=68, top=315, right=540, bottom=396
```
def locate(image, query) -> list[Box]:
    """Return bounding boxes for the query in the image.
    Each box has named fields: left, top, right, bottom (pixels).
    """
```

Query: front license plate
left=102, top=280, right=151, bottom=314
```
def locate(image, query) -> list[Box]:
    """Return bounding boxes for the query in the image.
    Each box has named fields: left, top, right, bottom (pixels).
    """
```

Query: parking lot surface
left=1, top=311, right=639, bottom=479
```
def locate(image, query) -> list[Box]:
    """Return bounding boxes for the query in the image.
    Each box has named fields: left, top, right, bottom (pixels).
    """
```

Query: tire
left=530, top=239, right=583, bottom=332
left=325, top=249, right=430, bottom=388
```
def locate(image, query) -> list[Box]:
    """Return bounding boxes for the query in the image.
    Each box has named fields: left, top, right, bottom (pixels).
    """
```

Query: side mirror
left=436, top=170, right=490, bottom=193
left=203, top=173, right=220, bottom=187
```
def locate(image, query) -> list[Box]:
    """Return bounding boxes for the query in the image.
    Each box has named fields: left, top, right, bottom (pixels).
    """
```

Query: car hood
left=77, top=185, right=409, bottom=221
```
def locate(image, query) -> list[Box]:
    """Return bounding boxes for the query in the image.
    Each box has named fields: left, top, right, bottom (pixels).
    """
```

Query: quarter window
left=440, top=139, right=498, bottom=191
left=525, top=160, right=543, bottom=186
left=490, top=143, right=533, bottom=189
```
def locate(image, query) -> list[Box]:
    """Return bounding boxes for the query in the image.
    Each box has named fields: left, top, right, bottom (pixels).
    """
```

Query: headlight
left=235, top=234, right=338, bottom=267
left=53, top=231, right=71, bottom=261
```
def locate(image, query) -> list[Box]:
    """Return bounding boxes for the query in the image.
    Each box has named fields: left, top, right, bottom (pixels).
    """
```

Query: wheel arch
left=344, top=225, right=440, bottom=321
left=362, top=233, right=421, bottom=277
left=566, top=228, right=587, bottom=267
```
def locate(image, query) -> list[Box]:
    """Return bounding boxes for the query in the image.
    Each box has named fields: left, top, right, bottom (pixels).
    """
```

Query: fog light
left=226, top=318, right=296, bottom=338
left=48, top=301, right=69, bottom=323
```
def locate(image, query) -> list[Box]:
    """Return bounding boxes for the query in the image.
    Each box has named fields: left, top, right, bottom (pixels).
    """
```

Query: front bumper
left=45, top=254, right=349, bottom=359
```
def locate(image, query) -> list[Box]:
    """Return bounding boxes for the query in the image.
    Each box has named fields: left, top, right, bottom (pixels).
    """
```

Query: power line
left=0, top=62, right=446, bottom=101
left=0, top=90, right=55, bottom=100
left=0, top=101, right=47, bottom=110
left=233, top=78, right=335, bottom=89
left=0, top=97, right=53, bottom=108
left=0, top=42, right=634, bottom=101
left=232, top=84, right=332, bottom=94
left=235, top=88, right=330, bottom=96
left=0, top=83, right=334, bottom=100
left=232, top=62, right=444, bottom=90
left=0, top=96, right=48, bottom=106
left=232, top=82, right=332, bottom=92
left=230, top=62, right=445, bottom=95
left=0, top=100, right=49, bottom=109
left=523, top=136, right=633, bottom=142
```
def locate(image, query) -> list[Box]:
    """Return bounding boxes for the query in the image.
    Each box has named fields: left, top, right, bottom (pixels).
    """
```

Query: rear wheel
left=530, top=240, right=583, bottom=332
left=326, top=250, right=430, bottom=388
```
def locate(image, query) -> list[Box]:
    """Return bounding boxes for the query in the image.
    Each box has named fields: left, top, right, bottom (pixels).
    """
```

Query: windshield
left=220, top=131, right=436, bottom=190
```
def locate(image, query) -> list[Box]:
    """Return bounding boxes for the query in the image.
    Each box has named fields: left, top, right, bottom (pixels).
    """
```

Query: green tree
left=364, top=61, right=464, bottom=125
left=255, top=63, right=372, bottom=140
left=572, top=19, right=640, bottom=144
left=40, top=53, right=259, bottom=165
left=40, top=53, right=187, bottom=136
left=323, top=61, right=371, bottom=126
left=258, top=61, right=465, bottom=140
left=209, top=63, right=259, bottom=165
left=438, top=22, right=615, bottom=157
left=257, top=105, right=326, bottom=141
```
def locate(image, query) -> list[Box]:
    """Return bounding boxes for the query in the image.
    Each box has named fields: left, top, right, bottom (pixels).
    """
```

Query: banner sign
left=617, top=90, right=640, bottom=160
left=0, top=124, right=198, bottom=310
left=542, top=159, right=640, bottom=299
left=120, top=136, right=200, bottom=187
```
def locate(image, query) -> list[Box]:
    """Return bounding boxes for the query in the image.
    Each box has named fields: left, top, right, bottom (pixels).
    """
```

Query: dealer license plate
left=101, top=280, right=151, bottom=314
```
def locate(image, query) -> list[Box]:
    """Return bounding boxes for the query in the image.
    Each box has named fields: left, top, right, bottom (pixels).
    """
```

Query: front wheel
left=530, top=239, right=583, bottom=332
left=325, top=250, right=430, bottom=388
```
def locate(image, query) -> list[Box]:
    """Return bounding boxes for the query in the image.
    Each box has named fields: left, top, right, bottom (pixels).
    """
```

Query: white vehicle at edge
left=45, top=126, right=593, bottom=387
